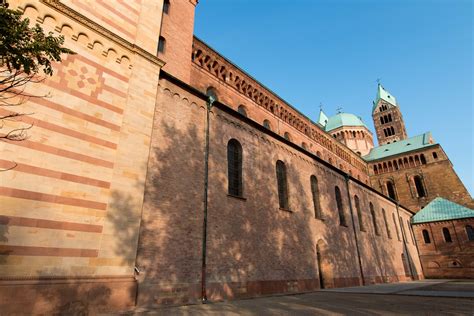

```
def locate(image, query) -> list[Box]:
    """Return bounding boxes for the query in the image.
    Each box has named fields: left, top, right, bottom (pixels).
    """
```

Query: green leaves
left=0, top=6, right=74, bottom=76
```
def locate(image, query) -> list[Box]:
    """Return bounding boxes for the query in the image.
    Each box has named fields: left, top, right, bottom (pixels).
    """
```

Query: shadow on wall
left=0, top=216, right=10, bottom=264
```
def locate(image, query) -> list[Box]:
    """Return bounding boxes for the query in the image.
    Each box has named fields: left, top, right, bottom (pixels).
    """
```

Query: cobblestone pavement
left=126, top=280, right=474, bottom=315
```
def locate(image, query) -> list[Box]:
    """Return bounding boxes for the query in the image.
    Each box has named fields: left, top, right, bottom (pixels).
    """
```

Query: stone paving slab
left=126, top=292, right=474, bottom=315
left=321, top=279, right=451, bottom=294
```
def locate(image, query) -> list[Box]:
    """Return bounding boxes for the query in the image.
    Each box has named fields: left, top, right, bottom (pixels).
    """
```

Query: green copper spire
left=372, top=84, right=398, bottom=113
left=317, top=109, right=329, bottom=127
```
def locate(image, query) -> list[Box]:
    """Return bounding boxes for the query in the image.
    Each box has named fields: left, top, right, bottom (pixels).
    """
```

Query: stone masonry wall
left=413, top=218, right=474, bottom=278
left=0, top=1, right=164, bottom=314
left=135, top=75, right=422, bottom=307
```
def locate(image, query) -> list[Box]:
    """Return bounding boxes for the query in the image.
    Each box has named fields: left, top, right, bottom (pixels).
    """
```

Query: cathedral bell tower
left=372, top=84, right=408, bottom=145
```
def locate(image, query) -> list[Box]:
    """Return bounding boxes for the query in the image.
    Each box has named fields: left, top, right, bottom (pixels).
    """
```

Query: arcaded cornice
left=40, top=0, right=165, bottom=68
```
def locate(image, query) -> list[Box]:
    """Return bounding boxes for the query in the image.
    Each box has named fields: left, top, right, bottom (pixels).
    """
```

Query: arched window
left=227, top=139, right=243, bottom=197
left=370, top=202, right=379, bottom=235
left=373, top=165, right=378, bottom=174
left=263, top=119, right=271, bottom=130
left=386, top=181, right=397, bottom=200
left=276, top=160, right=289, bottom=210
left=163, top=0, right=170, bottom=14
left=442, top=227, right=452, bottom=243
left=237, top=105, right=247, bottom=117
left=466, top=225, right=474, bottom=241
left=380, top=117, right=384, bottom=124
left=283, top=132, right=291, bottom=141
left=413, top=175, right=426, bottom=197
left=311, top=175, right=322, bottom=219
left=383, top=129, right=388, bottom=137
left=206, top=87, right=218, bottom=101
left=354, top=195, right=364, bottom=231
left=388, top=113, right=392, bottom=122
left=390, top=126, right=395, bottom=135
left=382, top=208, right=391, bottom=238
left=420, top=154, right=427, bottom=165
left=158, top=36, right=166, bottom=54
left=328, top=158, right=333, bottom=165
left=316, top=151, right=321, bottom=158
left=432, top=151, right=438, bottom=159
left=422, top=229, right=431, bottom=244
left=335, top=186, right=346, bottom=226
left=302, top=142, right=308, bottom=150
left=393, top=213, right=401, bottom=241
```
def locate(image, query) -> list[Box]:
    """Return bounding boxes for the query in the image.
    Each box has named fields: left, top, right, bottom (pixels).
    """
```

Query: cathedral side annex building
left=0, top=0, right=472, bottom=314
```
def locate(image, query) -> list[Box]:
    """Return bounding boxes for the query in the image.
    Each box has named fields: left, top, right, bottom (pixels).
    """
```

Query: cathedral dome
left=325, top=113, right=368, bottom=132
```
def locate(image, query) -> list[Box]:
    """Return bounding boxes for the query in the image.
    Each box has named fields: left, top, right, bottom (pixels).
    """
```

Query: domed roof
left=324, top=112, right=368, bottom=132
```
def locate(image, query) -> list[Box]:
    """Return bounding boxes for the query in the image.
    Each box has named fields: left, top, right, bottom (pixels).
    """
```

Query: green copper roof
left=324, top=112, right=368, bottom=132
left=363, top=131, right=435, bottom=161
left=317, top=110, right=329, bottom=127
left=372, top=84, right=398, bottom=113
left=412, top=197, right=474, bottom=224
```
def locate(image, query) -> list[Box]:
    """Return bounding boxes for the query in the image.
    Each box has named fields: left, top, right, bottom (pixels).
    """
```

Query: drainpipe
left=395, top=202, right=415, bottom=280
left=201, top=95, right=215, bottom=303
left=345, top=175, right=365, bottom=286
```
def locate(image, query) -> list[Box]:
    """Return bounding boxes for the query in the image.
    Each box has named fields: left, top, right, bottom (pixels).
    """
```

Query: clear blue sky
left=194, top=0, right=473, bottom=195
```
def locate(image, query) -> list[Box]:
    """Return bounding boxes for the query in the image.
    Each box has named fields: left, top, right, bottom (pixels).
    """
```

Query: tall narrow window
left=393, top=213, right=401, bottom=241
left=311, top=176, right=322, bottom=219
left=335, top=186, right=346, bottom=226
left=276, top=160, right=289, bottom=210
left=238, top=105, right=247, bottom=117
left=422, top=229, right=431, bottom=244
left=263, top=119, right=271, bottom=130
left=158, top=36, right=166, bottom=54
left=370, top=202, right=379, bottom=235
left=386, top=181, right=397, bottom=200
left=354, top=195, right=364, bottom=231
left=442, top=227, right=452, bottom=243
left=390, top=126, right=395, bottom=135
left=163, top=0, right=170, bottom=14
left=227, top=139, right=243, bottom=197
left=432, top=152, right=438, bottom=159
left=420, top=154, right=427, bottom=165
left=414, top=176, right=426, bottom=197
left=466, top=225, right=474, bottom=241
left=382, top=208, right=391, bottom=238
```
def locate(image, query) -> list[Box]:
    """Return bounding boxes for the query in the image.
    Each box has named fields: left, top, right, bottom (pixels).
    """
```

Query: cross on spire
left=336, top=106, right=343, bottom=114
left=376, top=78, right=382, bottom=85
left=319, top=102, right=324, bottom=112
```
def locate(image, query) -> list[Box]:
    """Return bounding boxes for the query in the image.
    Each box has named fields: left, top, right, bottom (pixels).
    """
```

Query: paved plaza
left=128, top=280, right=474, bottom=315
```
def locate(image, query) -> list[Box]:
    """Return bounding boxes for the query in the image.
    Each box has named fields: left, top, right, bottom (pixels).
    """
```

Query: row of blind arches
left=228, top=139, right=414, bottom=240
left=422, top=226, right=474, bottom=244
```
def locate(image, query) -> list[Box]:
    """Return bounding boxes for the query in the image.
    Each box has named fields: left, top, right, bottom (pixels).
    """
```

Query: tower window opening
left=163, top=0, right=170, bottom=14
left=158, top=36, right=166, bottom=54
left=422, top=229, right=431, bottom=243
left=386, top=181, right=397, bottom=200
left=432, top=152, right=438, bottom=159
left=414, top=175, right=426, bottom=197
left=466, top=225, right=474, bottom=241
left=442, top=227, right=452, bottom=243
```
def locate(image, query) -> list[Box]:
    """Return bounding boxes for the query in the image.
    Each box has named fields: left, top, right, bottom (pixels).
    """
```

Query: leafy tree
left=0, top=5, right=74, bottom=148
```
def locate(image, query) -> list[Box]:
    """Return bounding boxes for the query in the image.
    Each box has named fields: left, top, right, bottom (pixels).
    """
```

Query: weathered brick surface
left=368, top=145, right=474, bottom=211
left=413, top=218, right=474, bottom=278
left=135, top=77, right=422, bottom=306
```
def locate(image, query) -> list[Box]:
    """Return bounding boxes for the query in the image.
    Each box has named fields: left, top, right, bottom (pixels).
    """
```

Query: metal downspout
left=201, top=96, right=214, bottom=303
left=395, top=202, right=415, bottom=280
left=345, top=176, right=365, bottom=286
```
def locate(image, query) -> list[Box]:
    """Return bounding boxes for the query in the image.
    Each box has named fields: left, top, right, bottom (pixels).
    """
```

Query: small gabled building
left=411, top=197, right=474, bottom=278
